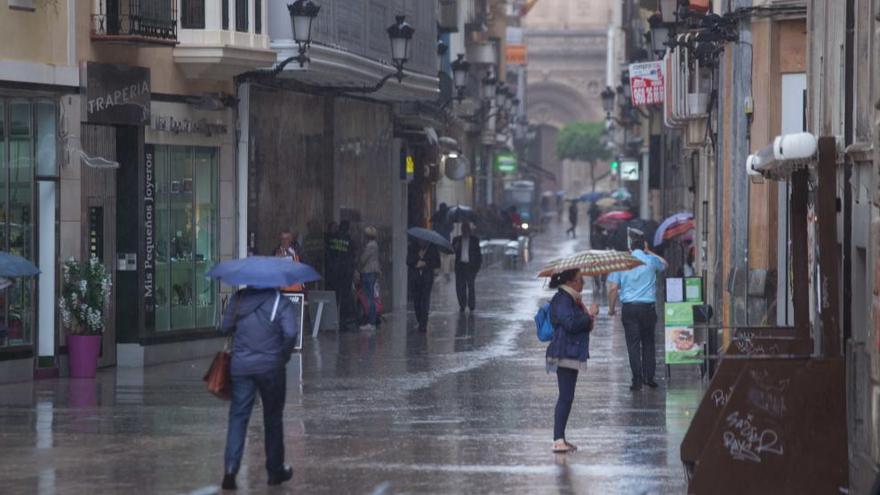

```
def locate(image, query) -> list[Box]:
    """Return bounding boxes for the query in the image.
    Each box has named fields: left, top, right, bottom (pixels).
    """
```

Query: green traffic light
left=610, top=161, right=619, bottom=169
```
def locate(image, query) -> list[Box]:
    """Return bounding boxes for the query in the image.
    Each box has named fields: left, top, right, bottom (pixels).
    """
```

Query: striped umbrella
left=537, top=250, right=644, bottom=277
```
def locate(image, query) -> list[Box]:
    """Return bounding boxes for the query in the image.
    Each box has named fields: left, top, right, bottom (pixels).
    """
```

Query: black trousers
left=455, top=263, right=477, bottom=310
left=554, top=367, right=579, bottom=440
left=412, top=275, right=434, bottom=328
left=621, top=302, right=658, bottom=384
left=330, top=273, right=356, bottom=322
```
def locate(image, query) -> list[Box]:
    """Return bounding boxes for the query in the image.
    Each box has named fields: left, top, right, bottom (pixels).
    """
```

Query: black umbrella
left=607, top=218, right=659, bottom=252
left=407, top=227, right=453, bottom=253
left=446, top=204, right=478, bottom=224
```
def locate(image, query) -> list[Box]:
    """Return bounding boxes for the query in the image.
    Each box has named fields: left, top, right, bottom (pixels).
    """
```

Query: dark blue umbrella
left=207, top=256, right=321, bottom=288
left=0, top=252, right=39, bottom=278
left=407, top=227, right=453, bottom=253
left=579, top=191, right=608, bottom=203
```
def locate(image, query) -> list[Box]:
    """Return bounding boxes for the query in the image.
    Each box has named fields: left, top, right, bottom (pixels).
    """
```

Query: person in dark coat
left=407, top=239, right=440, bottom=331
left=219, top=288, right=300, bottom=490
left=545, top=269, right=599, bottom=453
left=327, top=221, right=357, bottom=328
left=566, top=202, right=579, bottom=238
left=452, top=222, right=482, bottom=312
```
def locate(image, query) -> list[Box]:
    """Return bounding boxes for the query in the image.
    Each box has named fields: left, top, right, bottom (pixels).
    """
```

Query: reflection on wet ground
left=0, top=224, right=705, bottom=494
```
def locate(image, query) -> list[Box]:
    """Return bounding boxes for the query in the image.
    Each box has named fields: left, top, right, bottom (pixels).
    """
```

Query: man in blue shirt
left=607, top=228, right=667, bottom=391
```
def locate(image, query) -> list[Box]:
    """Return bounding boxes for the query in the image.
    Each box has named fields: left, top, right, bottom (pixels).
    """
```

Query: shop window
left=0, top=98, right=44, bottom=349
left=154, top=145, right=218, bottom=333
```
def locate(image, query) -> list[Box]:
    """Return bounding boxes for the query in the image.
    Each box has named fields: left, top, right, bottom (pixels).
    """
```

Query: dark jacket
left=220, top=288, right=299, bottom=376
left=545, top=288, right=593, bottom=361
left=452, top=234, right=482, bottom=271
left=407, top=244, right=440, bottom=283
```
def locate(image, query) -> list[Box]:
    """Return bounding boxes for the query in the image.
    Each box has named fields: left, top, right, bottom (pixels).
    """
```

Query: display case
left=153, top=145, right=218, bottom=333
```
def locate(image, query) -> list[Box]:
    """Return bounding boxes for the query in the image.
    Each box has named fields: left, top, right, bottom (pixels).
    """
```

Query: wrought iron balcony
left=92, top=0, right=178, bottom=45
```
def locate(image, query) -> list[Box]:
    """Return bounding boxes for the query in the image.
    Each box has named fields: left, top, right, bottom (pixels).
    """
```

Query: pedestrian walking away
left=358, top=226, right=381, bottom=330
left=452, top=222, right=482, bottom=312
left=607, top=228, right=667, bottom=391
left=545, top=269, right=599, bottom=453
left=407, top=239, right=440, bottom=331
left=219, top=287, right=299, bottom=490
left=566, top=202, right=578, bottom=238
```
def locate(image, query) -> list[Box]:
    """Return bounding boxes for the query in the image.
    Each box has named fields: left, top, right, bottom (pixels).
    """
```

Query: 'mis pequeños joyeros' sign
left=84, top=62, right=151, bottom=125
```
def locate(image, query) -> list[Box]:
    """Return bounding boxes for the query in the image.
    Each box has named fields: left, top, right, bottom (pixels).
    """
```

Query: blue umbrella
left=407, top=227, right=453, bottom=253
left=0, top=252, right=40, bottom=278
left=579, top=191, right=608, bottom=203
left=207, top=256, right=321, bottom=288
left=611, top=188, right=632, bottom=201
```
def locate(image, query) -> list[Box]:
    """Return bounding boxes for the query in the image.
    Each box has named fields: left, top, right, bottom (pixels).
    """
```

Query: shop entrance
left=81, top=124, right=118, bottom=368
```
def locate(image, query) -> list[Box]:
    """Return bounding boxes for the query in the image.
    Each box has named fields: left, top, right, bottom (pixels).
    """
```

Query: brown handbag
left=204, top=295, right=240, bottom=400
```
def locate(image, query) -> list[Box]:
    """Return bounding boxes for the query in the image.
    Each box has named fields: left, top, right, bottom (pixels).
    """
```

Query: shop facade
left=76, top=63, right=236, bottom=368
left=0, top=91, right=64, bottom=382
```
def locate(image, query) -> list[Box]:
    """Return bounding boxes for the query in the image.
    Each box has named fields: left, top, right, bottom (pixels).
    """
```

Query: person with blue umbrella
left=208, top=256, right=320, bottom=490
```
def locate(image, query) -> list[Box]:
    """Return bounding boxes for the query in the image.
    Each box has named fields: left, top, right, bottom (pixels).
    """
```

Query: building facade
left=523, top=0, right=614, bottom=197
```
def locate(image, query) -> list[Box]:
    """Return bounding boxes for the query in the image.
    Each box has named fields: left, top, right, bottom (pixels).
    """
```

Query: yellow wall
left=0, top=0, right=70, bottom=66
left=74, top=1, right=231, bottom=96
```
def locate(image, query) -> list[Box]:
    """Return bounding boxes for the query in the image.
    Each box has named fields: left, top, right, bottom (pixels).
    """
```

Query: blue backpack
left=535, top=303, right=554, bottom=342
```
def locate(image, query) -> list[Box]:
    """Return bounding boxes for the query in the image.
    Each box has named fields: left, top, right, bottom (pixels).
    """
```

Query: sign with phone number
left=629, top=61, right=665, bottom=107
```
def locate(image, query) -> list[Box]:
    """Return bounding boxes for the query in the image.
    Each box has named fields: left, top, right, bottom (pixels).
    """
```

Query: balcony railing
left=92, top=0, right=178, bottom=44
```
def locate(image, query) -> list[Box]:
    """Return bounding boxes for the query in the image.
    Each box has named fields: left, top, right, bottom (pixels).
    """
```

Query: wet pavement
left=0, top=222, right=705, bottom=495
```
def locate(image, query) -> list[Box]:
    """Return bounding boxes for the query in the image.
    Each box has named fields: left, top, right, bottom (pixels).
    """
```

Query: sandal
left=552, top=439, right=573, bottom=453
left=564, top=440, right=578, bottom=451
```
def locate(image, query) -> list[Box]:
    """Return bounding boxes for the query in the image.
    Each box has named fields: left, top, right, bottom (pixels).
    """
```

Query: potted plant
left=59, top=257, right=111, bottom=378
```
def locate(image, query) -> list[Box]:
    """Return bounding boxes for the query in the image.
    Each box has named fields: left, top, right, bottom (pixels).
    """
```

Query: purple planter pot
left=68, top=334, right=101, bottom=379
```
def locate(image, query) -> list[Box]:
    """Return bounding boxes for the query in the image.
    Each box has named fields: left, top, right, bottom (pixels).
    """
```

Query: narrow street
left=0, top=225, right=703, bottom=495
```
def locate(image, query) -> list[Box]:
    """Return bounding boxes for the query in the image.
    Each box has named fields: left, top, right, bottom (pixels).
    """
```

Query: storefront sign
left=664, top=302, right=703, bottom=365
left=629, top=61, right=665, bottom=107
left=494, top=151, right=518, bottom=173
left=143, top=144, right=156, bottom=328
left=506, top=44, right=528, bottom=66
left=84, top=63, right=151, bottom=125
left=151, top=115, right=228, bottom=136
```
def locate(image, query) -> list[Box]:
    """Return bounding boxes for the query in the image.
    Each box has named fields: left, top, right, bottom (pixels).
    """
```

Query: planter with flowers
left=59, top=257, right=111, bottom=378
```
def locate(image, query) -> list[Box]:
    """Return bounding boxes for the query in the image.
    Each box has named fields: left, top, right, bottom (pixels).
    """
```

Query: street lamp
left=601, top=86, right=616, bottom=115
left=482, top=74, right=497, bottom=100
left=288, top=0, right=320, bottom=67
left=450, top=54, right=471, bottom=101
left=648, top=13, right=670, bottom=57
left=387, top=15, right=415, bottom=82
left=496, top=84, right=509, bottom=109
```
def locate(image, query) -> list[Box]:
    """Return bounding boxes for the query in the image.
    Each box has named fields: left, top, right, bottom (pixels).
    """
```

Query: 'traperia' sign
left=85, top=62, right=151, bottom=125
